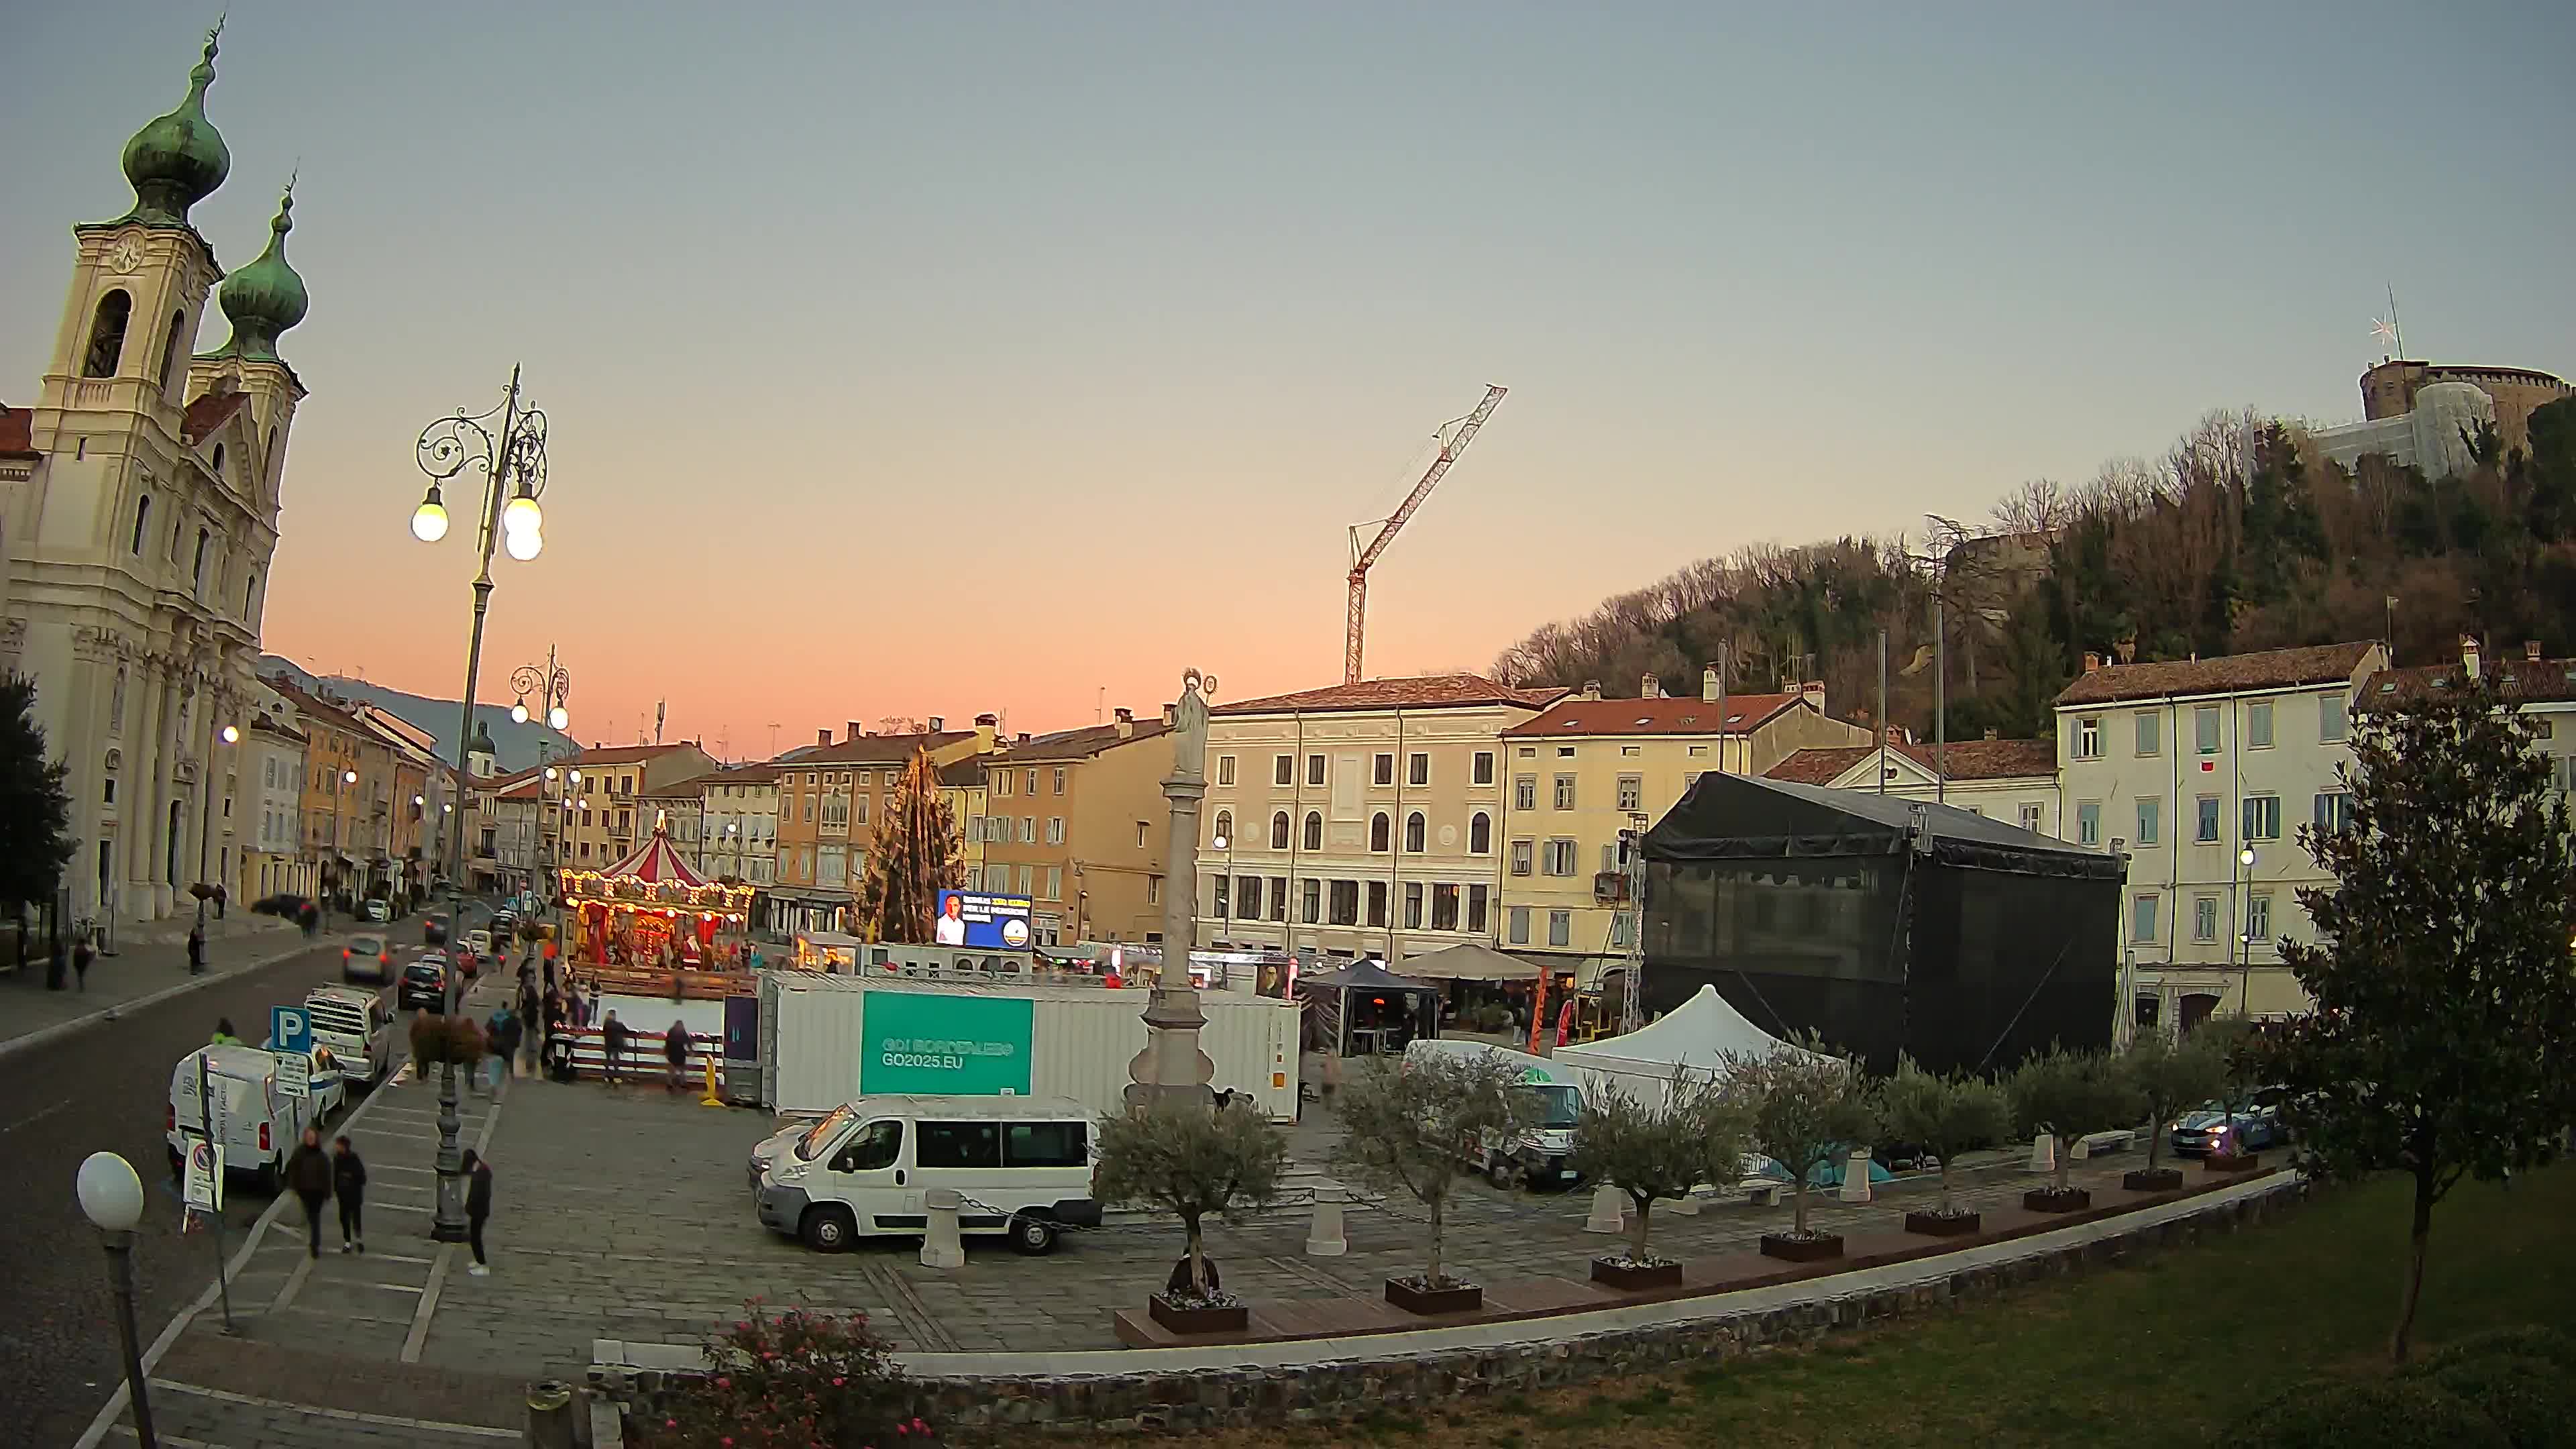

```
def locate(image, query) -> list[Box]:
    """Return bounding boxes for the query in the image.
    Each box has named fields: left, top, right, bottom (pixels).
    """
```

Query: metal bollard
left=525, top=1379, right=574, bottom=1449
left=1304, top=1189, right=1348, bottom=1256
left=920, top=1187, right=966, bottom=1269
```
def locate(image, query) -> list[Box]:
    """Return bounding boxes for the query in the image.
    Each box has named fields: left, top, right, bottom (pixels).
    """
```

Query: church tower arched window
left=83, top=290, right=132, bottom=378
left=157, top=310, right=187, bottom=396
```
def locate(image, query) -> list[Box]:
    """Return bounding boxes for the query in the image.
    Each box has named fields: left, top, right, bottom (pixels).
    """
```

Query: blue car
left=2169, top=1086, right=2290, bottom=1157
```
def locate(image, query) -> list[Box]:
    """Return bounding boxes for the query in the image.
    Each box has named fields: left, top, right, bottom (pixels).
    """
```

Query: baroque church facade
left=1, top=25, right=312, bottom=924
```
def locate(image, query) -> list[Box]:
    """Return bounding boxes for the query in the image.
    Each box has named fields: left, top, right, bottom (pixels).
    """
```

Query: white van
left=166, top=1045, right=316, bottom=1192
left=1404, top=1038, right=1587, bottom=1188
left=757, top=1095, right=1100, bottom=1256
left=302, top=985, right=396, bottom=1087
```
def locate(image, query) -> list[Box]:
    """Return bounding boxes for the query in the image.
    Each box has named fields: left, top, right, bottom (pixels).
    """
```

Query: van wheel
left=800, top=1205, right=857, bottom=1252
left=1008, top=1215, right=1059, bottom=1255
left=1487, top=1156, right=1523, bottom=1191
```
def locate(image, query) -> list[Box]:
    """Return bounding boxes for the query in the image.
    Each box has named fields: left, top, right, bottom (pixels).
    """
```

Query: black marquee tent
left=1638, top=773, right=2123, bottom=1075
left=1297, top=959, right=1441, bottom=1057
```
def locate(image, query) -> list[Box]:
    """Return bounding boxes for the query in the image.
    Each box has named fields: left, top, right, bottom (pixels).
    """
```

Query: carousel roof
left=596, top=818, right=712, bottom=888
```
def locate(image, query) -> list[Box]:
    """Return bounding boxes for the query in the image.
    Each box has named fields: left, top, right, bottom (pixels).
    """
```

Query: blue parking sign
left=271, top=1005, right=311, bottom=1057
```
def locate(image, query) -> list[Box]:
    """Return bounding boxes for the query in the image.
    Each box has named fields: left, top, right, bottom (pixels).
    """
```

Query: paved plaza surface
left=91, top=1009, right=2155, bottom=1446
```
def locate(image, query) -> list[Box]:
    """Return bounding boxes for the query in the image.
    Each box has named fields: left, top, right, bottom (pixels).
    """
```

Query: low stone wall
left=591, top=1177, right=2304, bottom=1440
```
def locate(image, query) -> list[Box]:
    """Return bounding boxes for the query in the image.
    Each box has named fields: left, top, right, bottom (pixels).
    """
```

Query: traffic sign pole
left=195, top=1056, right=234, bottom=1334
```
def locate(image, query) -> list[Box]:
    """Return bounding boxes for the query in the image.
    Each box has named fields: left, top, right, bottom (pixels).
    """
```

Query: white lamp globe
left=343, top=770, right=358, bottom=785
left=77, top=1151, right=145, bottom=1232
left=504, top=527, right=543, bottom=562
left=410, top=495, right=450, bottom=543
left=219, top=724, right=239, bottom=745
left=547, top=704, right=570, bottom=731
left=511, top=701, right=530, bottom=724
left=500, top=494, right=543, bottom=537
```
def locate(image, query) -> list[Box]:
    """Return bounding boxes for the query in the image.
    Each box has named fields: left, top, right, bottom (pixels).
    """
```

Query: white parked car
left=363, top=900, right=391, bottom=922
left=462, top=928, right=492, bottom=956
left=756, top=1095, right=1101, bottom=1255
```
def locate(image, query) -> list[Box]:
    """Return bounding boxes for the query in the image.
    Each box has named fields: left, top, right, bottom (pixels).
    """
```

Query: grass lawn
left=1099, top=1165, right=2576, bottom=1449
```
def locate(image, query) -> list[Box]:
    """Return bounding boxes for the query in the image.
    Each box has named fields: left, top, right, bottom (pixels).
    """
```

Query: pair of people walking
left=282, top=1130, right=368, bottom=1256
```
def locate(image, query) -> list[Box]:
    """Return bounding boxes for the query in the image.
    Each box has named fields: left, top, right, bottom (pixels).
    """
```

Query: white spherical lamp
left=76, top=1151, right=145, bottom=1232
left=410, top=487, right=450, bottom=543
left=547, top=704, right=569, bottom=731
left=503, top=527, right=543, bottom=562
left=511, top=701, right=530, bottom=725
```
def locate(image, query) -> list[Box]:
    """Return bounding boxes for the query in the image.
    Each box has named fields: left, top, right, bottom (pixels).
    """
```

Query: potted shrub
left=1332, top=1051, right=1538, bottom=1314
left=1879, top=1055, right=2011, bottom=1236
left=2008, top=1045, right=2140, bottom=1212
left=1727, top=1034, right=1876, bottom=1261
left=407, top=1014, right=486, bottom=1069
left=1573, top=1069, right=1750, bottom=1289
left=633, top=1297, right=932, bottom=1447
left=2121, top=1030, right=2224, bottom=1191
left=1093, top=1098, right=1287, bottom=1335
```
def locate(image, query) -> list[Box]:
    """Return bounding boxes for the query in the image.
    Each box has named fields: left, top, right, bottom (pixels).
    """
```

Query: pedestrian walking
left=462, top=1148, right=495, bottom=1277
left=663, top=1020, right=692, bottom=1094
left=331, top=1135, right=367, bottom=1252
left=485, top=1005, right=521, bottom=1093
left=517, top=980, right=543, bottom=1071
left=572, top=983, right=592, bottom=1029
left=600, top=1010, right=628, bottom=1086
left=72, top=930, right=95, bottom=991
left=186, top=922, right=207, bottom=975
left=284, top=1127, right=333, bottom=1258
left=210, top=1018, right=241, bottom=1046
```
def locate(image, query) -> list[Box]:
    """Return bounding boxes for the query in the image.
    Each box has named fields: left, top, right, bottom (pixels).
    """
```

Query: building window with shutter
left=1508, top=906, right=1530, bottom=945
left=2243, top=794, right=2280, bottom=841
left=1514, top=775, right=1537, bottom=810
left=2074, top=716, right=2102, bottom=760
left=1510, top=840, right=1533, bottom=876
left=1617, top=775, right=1642, bottom=812
left=2247, top=702, right=2274, bottom=749
left=1553, top=775, right=1576, bottom=810
left=1217, top=755, right=1236, bottom=786
left=1548, top=910, right=1572, bottom=947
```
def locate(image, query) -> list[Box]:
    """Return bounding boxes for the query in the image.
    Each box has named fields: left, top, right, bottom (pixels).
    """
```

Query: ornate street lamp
left=77, top=1151, right=156, bottom=1448
left=410, top=367, right=549, bottom=1246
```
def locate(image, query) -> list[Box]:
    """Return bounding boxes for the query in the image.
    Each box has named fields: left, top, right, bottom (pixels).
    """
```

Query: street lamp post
left=411, top=368, right=550, bottom=1246
left=76, top=1151, right=156, bottom=1449
left=193, top=723, right=239, bottom=939
left=2237, top=846, right=2257, bottom=1018
left=329, top=767, right=357, bottom=923
left=1210, top=830, right=1235, bottom=947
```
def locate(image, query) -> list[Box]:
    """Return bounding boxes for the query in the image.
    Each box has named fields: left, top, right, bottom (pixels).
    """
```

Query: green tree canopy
left=1878, top=1056, right=2012, bottom=1214
left=1332, top=1052, right=1539, bottom=1289
left=1572, top=1069, right=1752, bottom=1264
left=1093, top=1100, right=1287, bottom=1301
left=0, top=676, right=74, bottom=912
left=1725, top=1035, right=1876, bottom=1237
left=2008, top=1046, right=2141, bottom=1195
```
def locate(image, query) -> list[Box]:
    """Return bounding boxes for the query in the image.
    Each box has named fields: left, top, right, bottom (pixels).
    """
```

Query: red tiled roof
left=263, top=678, right=367, bottom=731
left=2363, top=656, right=2576, bottom=708
left=2053, top=643, right=2379, bottom=708
left=765, top=731, right=973, bottom=771
left=0, top=404, right=37, bottom=460
left=1501, top=693, right=1805, bottom=739
left=1214, top=674, right=1564, bottom=716
left=566, top=743, right=712, bottom=767
left=998, top=720, right=1172, bottom=761
left=181, top=390, right=250, bottom=445
left=1765, top=737, right=2058, bottom=786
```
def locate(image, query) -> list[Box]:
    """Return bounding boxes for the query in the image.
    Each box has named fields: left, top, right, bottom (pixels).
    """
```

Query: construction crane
left=1344, top=384, right=1507, bottom=684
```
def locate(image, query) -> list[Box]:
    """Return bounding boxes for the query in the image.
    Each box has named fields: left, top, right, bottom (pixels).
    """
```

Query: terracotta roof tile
left=566, top=742, right=714, bottom=767
left=762, top=731, right=972, bottom=771
left=181, top=390, right=250, bottom=445
left=998, top=720, right=1172, bottom=761
left=1501, top=693, right=1805, bottom=739
left=2363, top=656, right=2576, bottom=708
left=2053, top=642, right=2379, bottom=708
left=1214, top=674, right=1564, bottom=716
left=1765, top=737, right=2057, bottom=786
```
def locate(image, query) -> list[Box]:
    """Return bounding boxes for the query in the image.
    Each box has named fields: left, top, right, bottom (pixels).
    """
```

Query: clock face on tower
left=106, top=236, right=144, bottom=275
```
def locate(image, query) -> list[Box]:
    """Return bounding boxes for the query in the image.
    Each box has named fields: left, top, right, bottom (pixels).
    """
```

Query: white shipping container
left=759, top=973, right=1300, bottom=1120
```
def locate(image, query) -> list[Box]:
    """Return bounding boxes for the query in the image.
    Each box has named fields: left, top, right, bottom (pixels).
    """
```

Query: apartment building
left=2053, top=641, right=2388, bottom=1034
left=240, top=703, right=310, bottom=903
left=472, top=768, right=546, bottom=896
left=269, top=680, right=396, bottom=907
left=938, top=759, right=987, bottom=898
left=702, top=765, right=780, bottom=888
left=975, top=710, right=1173, bottom=947
left=554, top=742, right=717, bottom=876
left=2363, top=635, right=2576, bottom=791
left=770, top=720, right=994, bottom=936
left=1199, top=675, right=1562, bottom=963
left=1764, top=734, right=2060, bottom=833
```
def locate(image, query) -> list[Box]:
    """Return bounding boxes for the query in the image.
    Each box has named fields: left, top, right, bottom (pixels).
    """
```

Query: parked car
left=397, top=955, right=451, bottom=1013
left=341, top=933, right=394, bottom=983
left=363, top=900, right=392, bottom=923
left=2169, top=1086, right=2291, bottom=1157
left=462, top=928, right=492, bottom=956
left=250, top=892, right=310, bottom=918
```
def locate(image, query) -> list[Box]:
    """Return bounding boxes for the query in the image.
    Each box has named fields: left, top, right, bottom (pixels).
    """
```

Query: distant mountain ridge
left=257, top=656, right=575, bottom=774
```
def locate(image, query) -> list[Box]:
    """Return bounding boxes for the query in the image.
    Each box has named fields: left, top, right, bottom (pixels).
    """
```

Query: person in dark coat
left=484, top=1007, right=521, bottom=1094
left=517, top=980, right=543, bottom=1070
left=663, top=1021, right=692, bottom=1094
left=186, top=923, right=207, bottom=975
left=331, top=1136, right=367, bottom=1252
left=462, top=1149, right=494, bottom=1276
left=284, top=1127, right=333, bottom=1258
left=72, top=930, right=95, bottom=991
left=600, top=1011, right=628, bottom=1086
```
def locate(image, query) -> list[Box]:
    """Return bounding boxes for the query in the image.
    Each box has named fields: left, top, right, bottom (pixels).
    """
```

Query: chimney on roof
left=817, top=728, right=832, bottom=747
left=1580, top=680, right=1602, bottom=701
left=2528, top=641, right=2543, bottom=663
left=975, top=712, right=998, bottom=727
left=1984, top=727, right=1999, bottom=741
left=1701, top=666, right=1719, bottom=703
left=927, top=716, right=945, bottom=733
left=1114, top=707, right=1134, bottom=739
left=2083, top=651, right=2102, bottom=674
left=2461, top=635, right=2481, bottom=682
left=1016, top=732, right=1031, bottom=745
left=847, top=720, right=863, bottom=741
left=1641, top=672, right=1661, bottom=699
left=1800, top=679, right=1825, bottom=712
left=1161, top=702, right=1177, bottom=727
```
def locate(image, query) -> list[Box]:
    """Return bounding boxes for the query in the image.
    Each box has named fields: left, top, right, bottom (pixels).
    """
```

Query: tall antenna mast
left=2372, top=285, right=2405, bottom=360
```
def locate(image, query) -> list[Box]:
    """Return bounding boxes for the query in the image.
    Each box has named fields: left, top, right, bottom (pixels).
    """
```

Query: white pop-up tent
left=1552, top=983, right=1833, bottom=1110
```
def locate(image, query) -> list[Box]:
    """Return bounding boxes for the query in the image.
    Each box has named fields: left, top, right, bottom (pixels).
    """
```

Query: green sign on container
left=859, top=991, right=1035, bottom=1097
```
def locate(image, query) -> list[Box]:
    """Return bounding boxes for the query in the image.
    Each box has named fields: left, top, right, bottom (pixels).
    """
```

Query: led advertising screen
left=859, top=991, right=1034, bottom=1096
left=933, top=890, right=1034, bottom=949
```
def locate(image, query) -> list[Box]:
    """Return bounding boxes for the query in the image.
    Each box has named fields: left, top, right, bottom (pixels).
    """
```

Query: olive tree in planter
left=2195, top=1018, right=2270, bottom=1172
left=1878, top=1056, right=2012, bottom=1236
left=1726, top=1035, right=1876, bottom=1262
left=2121, top=1030, right=2226, bottom=1191
left=2008, top=1045, right=2141, bottom=1212
left=1332, top=1051, right=1538, bottom=1314
left=1572, top=1069, right=1750, bottom=1290
left=1093, top=1098, right=1287, bottom=1335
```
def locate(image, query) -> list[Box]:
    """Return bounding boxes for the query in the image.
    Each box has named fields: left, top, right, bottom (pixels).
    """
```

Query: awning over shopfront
left=1402, top=941, right=1545, bottom=983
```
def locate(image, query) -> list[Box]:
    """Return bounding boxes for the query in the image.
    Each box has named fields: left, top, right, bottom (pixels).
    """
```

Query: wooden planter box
left=1758, top=1232, right=1844, bottom=1263
left=2206, top=1151, right=2261, bottom=1173
left=1904, top=1210, right=1982, bottom=1237
left=1384, top=1277, right=1483, bottom=1315
left=1147, top=1293, right=1248, bottom=1336
left=1590, top=1256, right=1685, bottom=1290
left=2023, top=1187, right=2092, bottom=1214
left=2123, top=1167, right=2185, bottom=1192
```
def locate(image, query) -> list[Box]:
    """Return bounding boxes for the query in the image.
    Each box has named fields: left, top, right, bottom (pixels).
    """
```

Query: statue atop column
left=1127, top=667, right=1219, bottom=1112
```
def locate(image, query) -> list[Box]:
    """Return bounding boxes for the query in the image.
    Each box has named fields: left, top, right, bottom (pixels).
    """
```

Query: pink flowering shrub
left=635, top=1299, right=929, bottom=1448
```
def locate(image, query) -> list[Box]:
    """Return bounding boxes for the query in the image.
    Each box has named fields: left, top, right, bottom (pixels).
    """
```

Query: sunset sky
left=7, top=3, right=2571, bottom=757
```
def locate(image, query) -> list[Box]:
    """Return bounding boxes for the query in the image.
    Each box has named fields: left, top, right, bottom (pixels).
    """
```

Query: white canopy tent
left=1552, top=983, right=1835, bottom=1110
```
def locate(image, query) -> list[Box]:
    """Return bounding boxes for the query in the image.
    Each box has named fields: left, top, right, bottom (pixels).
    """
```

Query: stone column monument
left=1126, top=668, right=1219, bottom=1111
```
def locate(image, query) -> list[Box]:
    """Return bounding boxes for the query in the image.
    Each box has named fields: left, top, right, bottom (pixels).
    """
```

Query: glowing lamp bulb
left=547, top=705, right=569, bottom=731
left=504, top=527, right=543, bottom=561
left=501, top=493, right=543, bottom=537
left=410, top=490, right=450, bottom=542
left=219, top=724, right=239, bottom=745
left=511, top=701, right=530, bottom=724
